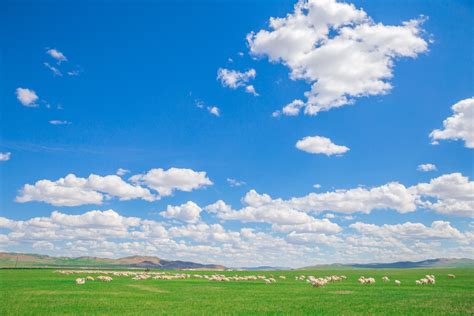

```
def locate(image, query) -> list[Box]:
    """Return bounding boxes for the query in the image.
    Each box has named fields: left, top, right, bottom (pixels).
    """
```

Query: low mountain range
left=1, top=253, right=472, bottom=270
left=300, top=258, right=474, bottom=270
left=0, top=253, right=225, bottom=270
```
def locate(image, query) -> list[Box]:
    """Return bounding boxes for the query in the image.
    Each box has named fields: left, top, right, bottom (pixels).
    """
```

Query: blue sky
left=0, top=0, right=472, bottom=267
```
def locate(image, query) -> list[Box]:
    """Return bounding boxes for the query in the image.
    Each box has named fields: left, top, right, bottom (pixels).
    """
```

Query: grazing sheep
left=75, top=278, right=85, bottom=285
left=415, top=280, right=422, bottom=285
left=394, top=280, right=401, bottom=285
left=279, top=276, right=286, bottom=280
left=448, top=274, right=456, bottom=279
left=382, top=276, right=390, bottom=282
left=264, top=279, right=272, bottom=285
left=86, top=276, right=94, bottom=281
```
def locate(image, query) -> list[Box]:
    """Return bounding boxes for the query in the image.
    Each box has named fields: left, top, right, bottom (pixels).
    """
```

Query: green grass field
left=1, top=268, right=473, bottom=315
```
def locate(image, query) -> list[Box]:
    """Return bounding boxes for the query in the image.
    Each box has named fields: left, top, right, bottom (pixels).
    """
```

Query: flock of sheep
left=55, top=270, right=456, bottom=287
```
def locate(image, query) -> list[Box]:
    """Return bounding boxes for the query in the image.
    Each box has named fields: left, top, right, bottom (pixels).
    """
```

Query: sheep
left=264, top=279, right=272, bottom=285
left=394, top=280, right=401, bottom=285
left=382, top=276, right=390, bottom=282
left=448, top=274, right=456, bottom=279
left=279, top=276, right=286, bottom=280
left=75, top=278, right=86, bottom=285
left=415, top=280, right=422, bottom=285
left=86, top=276, right=94, bottom=281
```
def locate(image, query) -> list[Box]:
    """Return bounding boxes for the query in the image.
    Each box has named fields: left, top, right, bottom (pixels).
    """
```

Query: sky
left=0, top=0, right=473, bottom=268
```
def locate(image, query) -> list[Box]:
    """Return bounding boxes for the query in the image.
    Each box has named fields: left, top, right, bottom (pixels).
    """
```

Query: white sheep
left=448, top=274, right=456, bottom=279
left=75, top=278, right=85, bottom=285
left=394, top=280, right=401, bottom=285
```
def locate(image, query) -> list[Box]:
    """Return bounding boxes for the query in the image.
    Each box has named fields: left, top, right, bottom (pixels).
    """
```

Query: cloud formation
left=430, top=97, right=474, bottom=148
left=217, top=68, right=258, bottom=95
left=16, top=168, right=213, bottom=207
left=16, top=88, right=39, bottom=107
left=0, top=152, right=11, bottom=161
left=248, top=0, right=428, bottom=116
left=296, top=135, right=349, bottom=156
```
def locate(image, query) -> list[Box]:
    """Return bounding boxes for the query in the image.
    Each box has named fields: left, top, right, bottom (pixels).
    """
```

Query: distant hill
left=300, top=258, right=474, bottom=270
left=233, top=266, right=291, bottom=271
left=0, top=253, right=225, bottom=270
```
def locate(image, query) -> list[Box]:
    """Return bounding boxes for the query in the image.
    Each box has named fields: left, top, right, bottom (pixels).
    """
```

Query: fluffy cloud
left=1, top=208, right=471, bottom=266
left=16, top=168, right=212, bottom=207
left=245, top=85, right=259, bottom=96
left=296, top=135, right=349, bottom=156
left=417, top=163, right=437, bottom=172
left=430, top=97, right=474, bottom=148
left=217, top=68, right=258, bottom=95
left=248, top=0, right=428, bottom=116
left=46, top=48, right=67, bottom=64
left=208, top=106, right=220, bottom=116
left=414, top=173, right=474, bottom=217
left=350, top=221, right=465, bottom=241
left=16, top=174, right=156, bottom=207
left=16, top=88, right=39, bottom=107
left=160, top=201, right=202, bottom=223
left=0, top=152, right=11, bottom=161
left=130, top=168, right=213, bottom=197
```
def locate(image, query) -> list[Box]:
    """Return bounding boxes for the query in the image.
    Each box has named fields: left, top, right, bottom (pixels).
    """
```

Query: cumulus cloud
left=248, top=0, right=428, bottom=116
left=417, top=163, right=437, bottom=172
left=16, top=174, right=156, bottom=207
left=46, top=48, right=67, bottom=64
left=414, top=173, right=474, bottom=217
left=217, top=68, right=258, bottom=95
left=296, top=135, right=349, bottom=156
left=0, top=152, right=11, bottom=161
left=245, top=85, right=259, bottom=96
left=130, top=168, right=213, bottom=197
left=0, top=207, right=472, bottom=266
left=16, top=88, right=39, bottom=107
left=430, top=97, right=474, bottom=148
left=207, top=106, right=220, bottom=116
left=160, top=201, right=202, bottom=223
left=16, top=168, right=213, bottom=207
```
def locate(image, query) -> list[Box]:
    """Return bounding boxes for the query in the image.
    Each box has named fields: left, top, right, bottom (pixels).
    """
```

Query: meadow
left=1, top=268, right=473, bottom=315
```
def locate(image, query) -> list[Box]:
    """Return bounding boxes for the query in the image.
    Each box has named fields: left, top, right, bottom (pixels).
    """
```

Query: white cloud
left=16, top=174, right=156, bottom=207
left=130, top=168, right=213, bottom=197
left=49, top=120, right=71, bottom=125
left=0, top=207, right=472, bottom=266
left=350, top=220, right=465, bottom=240
left=417, top=163, right=437, bottom=172
left=217, top=68, right=258, bottom=95
left=0, top=152, right=11, bottom=161
left=44, top=62, right=62, bottom=76
left=248, top=0, right=428, bottom=116
left=245, top=85, right=259, bottom=96
left=313, top=184, right=322, bottom=189
left=46, top=48, right=67, bottom=64
left=430, top=97, right=474, bottom=148
left=227, top=178, right=246, bottom=187
left=160, top=201, right=202, bottom=223
left=296, top=135, right=349, bottom=156
left=207, top=106, right=220, bottom=116
left=116, top=168, right=130, bottom=176
left=15, top=88, right=39, bottom=107
left=414, top=173, right=474, bottom=217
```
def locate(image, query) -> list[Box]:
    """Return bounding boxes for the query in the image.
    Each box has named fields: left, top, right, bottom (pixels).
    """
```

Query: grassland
left=1, top=268, right=473, bottom=315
